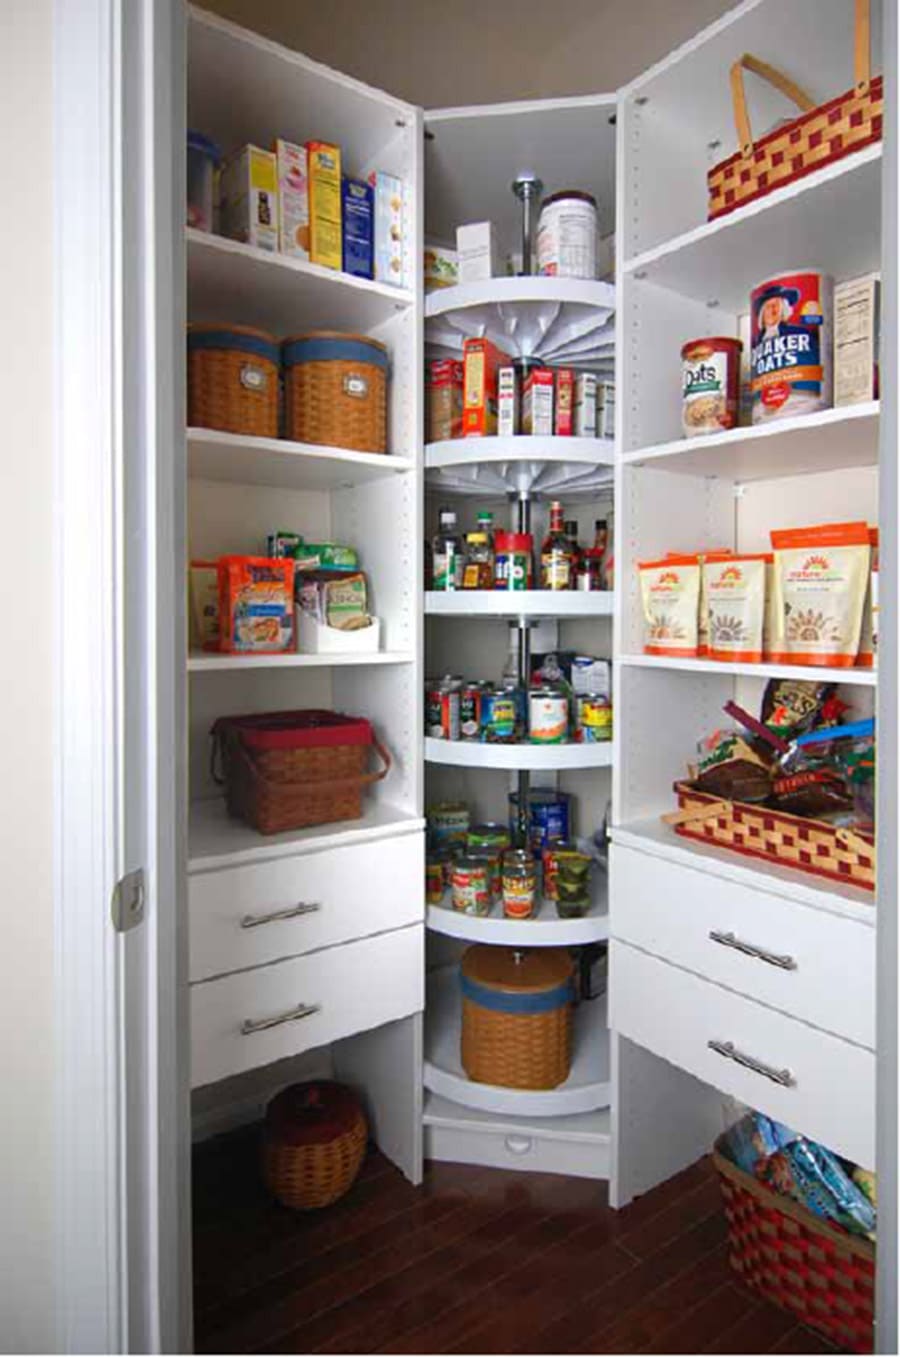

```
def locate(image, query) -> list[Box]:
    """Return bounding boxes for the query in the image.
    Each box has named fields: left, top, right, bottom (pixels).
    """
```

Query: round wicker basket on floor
left=262, top=1081, right=368, bottom=1211
left=188, top=322, right=280, bottom=437
left=282, top=331, right=388, bottom=453
left=460, top=945, right=574, bottom=1091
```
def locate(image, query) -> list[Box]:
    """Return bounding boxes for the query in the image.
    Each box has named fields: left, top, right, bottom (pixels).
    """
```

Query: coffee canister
left=460, top=945, right=574, bottom=1089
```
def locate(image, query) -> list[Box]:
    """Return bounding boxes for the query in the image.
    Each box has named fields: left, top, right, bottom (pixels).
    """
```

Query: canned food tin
left=509, top=789, right=571, bottom=859
left=451, top=855, right=491, bottom=916
left=537, top=190, right=598, bottom=280
left=681, top=336, right=743, bottom=436
left=494, top=532, right=533, bottom=590
left=467, top=822, right=512, bottom=854
left=502, top=850, right=538, bottom=919
left=426, top=680, right=459, bottom=740
left=425, top=855, right=444, bottom=905
left=529, top=686, right=569, bottom=744
left=577, top=692, right=613, bottom=743
left=427, top=801, right=469, bottom=848
left=470, top=846, right=502, bottom=902
left=460, top=681, right=488, bottom=741
left=481, top=687, right=517, bottom=743
left=541, top=837, right=573, bottom=901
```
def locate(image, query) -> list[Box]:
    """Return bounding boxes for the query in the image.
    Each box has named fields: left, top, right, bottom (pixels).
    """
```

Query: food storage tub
left=187, top=323, right=280, bottom=437
left=187, top=130, right=220, bottom=232
left=460, top=945, right=574, bottom=1090
left=282, top=331, right=389, bottom=453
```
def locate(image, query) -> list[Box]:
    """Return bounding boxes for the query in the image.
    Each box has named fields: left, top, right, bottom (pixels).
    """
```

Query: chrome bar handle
left=709, top=929, right=797, bottom=971
left=241, top=1002, right=320, bottom=1036
left=708, top=1039, right=795, bottom=1087
left=240, top=902, right=321, bottom=929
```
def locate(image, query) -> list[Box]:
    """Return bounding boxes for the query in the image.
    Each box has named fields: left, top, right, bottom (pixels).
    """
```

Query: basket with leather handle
left=211, top=709, right=391, bottom=834
left=708, top=0, right=883, bottom=220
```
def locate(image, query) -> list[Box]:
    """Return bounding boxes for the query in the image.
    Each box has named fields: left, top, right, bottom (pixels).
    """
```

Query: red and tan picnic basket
left=708, top=0, right=883, bottom=220
left=211, top=709, right=391, bottom=834
left=713, top=1138, right=875, bottom=1353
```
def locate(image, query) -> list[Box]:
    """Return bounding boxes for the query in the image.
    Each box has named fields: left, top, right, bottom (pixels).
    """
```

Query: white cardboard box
left=456, top=221, right=496, bottom=284
left=296, top=608, right=381, bottom=654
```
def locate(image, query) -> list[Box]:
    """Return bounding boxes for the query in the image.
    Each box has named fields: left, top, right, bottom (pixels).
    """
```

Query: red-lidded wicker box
left=713, top=1142, right=875, bottom=1353
left=668, top=782, right=875, bottom=892
left=211, top=710, right=391, bottom=834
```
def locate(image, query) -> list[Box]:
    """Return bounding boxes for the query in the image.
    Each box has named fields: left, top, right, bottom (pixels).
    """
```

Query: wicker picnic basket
left=460, top=946, right=574, bottom=1091
left=282, top=331, right=389, bottom=453
left=211, top=710, right=391, bottom=835
left=708, top=0, right=883, bottom=220
left=187, top=323, right=280, bottom=436
left=713, top=1140, right=875, bottom=1353
left=665, top=781, right=875, bottom=892
left=263, top=1081, right=368, bottom=1211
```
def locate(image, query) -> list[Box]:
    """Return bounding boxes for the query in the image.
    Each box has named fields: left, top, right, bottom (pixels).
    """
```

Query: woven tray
left=713, top=1144, right=874, bottom=1353
left=665, top=782, right=875, bottom=892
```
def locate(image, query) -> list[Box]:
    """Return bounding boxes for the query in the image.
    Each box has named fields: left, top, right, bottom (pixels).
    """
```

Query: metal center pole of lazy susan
left=514, top=489, right=532, bottom=851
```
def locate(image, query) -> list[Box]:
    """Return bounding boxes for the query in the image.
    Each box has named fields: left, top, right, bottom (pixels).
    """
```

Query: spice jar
left=502, top=850, right=538, bottom=920
left=425, top=854, right=445, bottom=905
left=555, top=849, right=592, bottom=919
left=451, top=855, right=491, bottom=916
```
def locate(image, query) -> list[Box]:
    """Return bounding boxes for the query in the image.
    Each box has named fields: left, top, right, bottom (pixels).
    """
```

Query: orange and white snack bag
left=770, top=522, right=870, bottom=668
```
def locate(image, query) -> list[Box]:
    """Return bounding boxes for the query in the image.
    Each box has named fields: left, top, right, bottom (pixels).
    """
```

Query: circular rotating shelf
left=424, top=737, right=614, bottom=770
left=426, top=435, right=614, bottom=498
left=427, top=878, right=608, bottom=947
left=425, top=589, right=614, bottom=618
left=424, top=965, right=611, bottom=1118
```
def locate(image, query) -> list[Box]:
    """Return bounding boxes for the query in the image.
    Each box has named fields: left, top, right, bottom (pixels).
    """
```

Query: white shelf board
left=428, top=897, right=607, bottom=948
left=424, top=966, right=611, bottom=1118
left=622, top=402, right=880, bottom=482
left=423, top=1091, right=611, bottom=1146
left=188, top=796, right=424, bottom=874
left=624, top=145, right=882, bottom=310
left=427, top=435, right=614, bottom=470
left=618, top=653, right=877, bottom=688
left=426, top=276, right=616, bottom=319
left=425, top=591, right=614, bottom=619
left=189, top=650, right=413, bottom=673
left=187, top=427, right=415, bottom=491
left=425, top=737, right=614, bottom=771
left=425, top=435, right=614, bottom=498
left=612, top=817, right=874, bottom=927
left=187, top=229, right=413, bottom=334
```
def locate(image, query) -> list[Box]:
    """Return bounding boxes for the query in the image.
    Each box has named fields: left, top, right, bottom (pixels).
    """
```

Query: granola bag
left=638, top=554, right=700, bottom=657
left=703, top=552, right=767, bottom=663
left=770, top=522, right=870, bottom=668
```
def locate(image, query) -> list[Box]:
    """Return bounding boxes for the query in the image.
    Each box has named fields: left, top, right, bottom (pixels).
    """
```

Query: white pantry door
left=54, top=0, right=187, bottom=1351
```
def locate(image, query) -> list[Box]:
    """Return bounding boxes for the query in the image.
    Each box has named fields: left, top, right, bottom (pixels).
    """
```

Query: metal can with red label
left=451, top=855, right=491, bottom=916
left=460, top=680, right=488, bottom=740
left=426, top=679, right=459, bottom=740
left=750, top=270, right=833, bottom=424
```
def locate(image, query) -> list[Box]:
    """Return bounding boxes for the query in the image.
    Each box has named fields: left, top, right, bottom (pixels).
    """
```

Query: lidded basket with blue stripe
left=187, top=323, right=280, bottom=437
left=460, top=945, right=574, bottom=1090
left=283, top=331, right=389, bottom=454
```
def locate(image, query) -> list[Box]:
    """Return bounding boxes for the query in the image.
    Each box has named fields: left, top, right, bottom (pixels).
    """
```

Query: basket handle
left=228, top=731, right=392, bottom=795
left=661, top=800, right=731, bottom=828
left=730, top=0, right=872, bottom=158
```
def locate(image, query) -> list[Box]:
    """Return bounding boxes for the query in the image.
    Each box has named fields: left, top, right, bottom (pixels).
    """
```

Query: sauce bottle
left=432, top=507, right=464, bottom=590
left=541, top=501, right=575, bottom=590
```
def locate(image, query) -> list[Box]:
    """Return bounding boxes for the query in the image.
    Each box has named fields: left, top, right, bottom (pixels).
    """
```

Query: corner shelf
left=187, top=427, right=416, bottom=491
left=425, top=434, right=614, bottom=498
left=425, top=590, right=614, bottom=619
left=424, top=966, right=611, bottom=1117
left=424, top=737, right=614, bottom=771
left=427, top=878, right=608, bottom=947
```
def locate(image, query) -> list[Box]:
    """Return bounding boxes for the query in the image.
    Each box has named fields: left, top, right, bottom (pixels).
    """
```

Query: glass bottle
left=462, top=531, right=494, bottom=589
left=564, top=520, right=583, bottom=587
left=540, top=500, right=574, bottom=590
left=593, top=518, right=609, bottom=587
left=432, top=507, right=464, bottom=591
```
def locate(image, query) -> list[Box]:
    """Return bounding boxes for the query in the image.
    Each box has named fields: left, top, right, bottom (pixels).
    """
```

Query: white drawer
left=189, top=832, right=424, bottom=982
left=610, top=845, right=874, bottom=1050
left=610, top=940, right=875, bottom=1168
left=424, top=1120, right=610, bottom=1180
left=190, top=923, right=424, bottom=1088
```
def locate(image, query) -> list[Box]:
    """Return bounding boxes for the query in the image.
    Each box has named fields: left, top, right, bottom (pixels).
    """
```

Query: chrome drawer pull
left=708, top=1039, right=795, bottom=1087
left=240, top=1002, right=320, bottom=1036
left=709, top=929, right=797, bottom=971
left=240, top=902, right=321, bottom=929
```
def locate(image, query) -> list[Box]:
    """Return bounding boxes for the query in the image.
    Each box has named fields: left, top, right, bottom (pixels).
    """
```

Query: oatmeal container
left=750, top=271, right=833, bottom=424
left=681, top=337, right=742, bottom=436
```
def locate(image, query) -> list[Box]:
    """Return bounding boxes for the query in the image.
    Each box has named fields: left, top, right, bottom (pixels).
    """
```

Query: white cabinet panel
left=611, top=845, right=874, bottom=1049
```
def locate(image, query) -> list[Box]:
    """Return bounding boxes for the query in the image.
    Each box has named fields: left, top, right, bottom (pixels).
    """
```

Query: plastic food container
left=187, top=131, right=220, bottom=232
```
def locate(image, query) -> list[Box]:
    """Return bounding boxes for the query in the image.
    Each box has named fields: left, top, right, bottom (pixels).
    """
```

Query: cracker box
left=598, top=380, right=616, bottom=439
left=456, top=221, right=496, bottom=284
left=273, top=139, right=309, bottom=259
left=497, top=367, right=519, bottom=437
left=462, top=338, right=510, bottom=437
left=555, top=369, right=575, bottom=436
left=342, top=177, right=374, bottom=279
left=220, top=145, right=279, bottom=253
left=574, top=372, right=597, bottom=436
left=369, top=170, right=408, bottom=288
left=522, top=368, right=554, bottom=436
left=427, top=359, right=464, bottom=442
left=424, top=242, right=459, bottom=291
left=306, top=141, right=342, bottom=270
left=834, top=275, right=880, bottom=407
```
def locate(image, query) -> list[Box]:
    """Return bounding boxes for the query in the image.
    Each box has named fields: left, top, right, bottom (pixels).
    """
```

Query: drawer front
left=610, top=940, right=874, bottom=1168
left=425, top=1122, right=611, bottom=1181
left=189, top=832, right=424, bottom=981
left=191, top=923, right=424, bottom=1088
left=610, top=845, right=874, bottom=1049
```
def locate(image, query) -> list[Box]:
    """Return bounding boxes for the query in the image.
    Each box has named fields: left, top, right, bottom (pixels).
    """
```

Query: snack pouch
left=703, top=552, right=768, bottom=663
left=857, top=527, right=879, bottom=667
left=694, top=729, right=773, bottom=803
left=218, top=555, right=294, bottom=654
left=761, top=677, right=837, bottom=740
left=189, top=559, right=220, bottom=652
left=695, top=548, right=733, bottom=656
left=762, top=554, right=779, bottom=660
left=770, top=522, right=871, bottom=667
left=638, top=554, right=700, bottom=657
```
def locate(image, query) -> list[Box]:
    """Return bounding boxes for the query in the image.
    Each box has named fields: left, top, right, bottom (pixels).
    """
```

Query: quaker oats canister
left=750, top=271, right=833, bottom=425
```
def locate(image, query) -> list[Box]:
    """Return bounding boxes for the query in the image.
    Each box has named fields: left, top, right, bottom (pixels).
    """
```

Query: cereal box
left=554, top=369, right=575, bottom=436
left=307, top=141, right=342, bottom=270
left=522, top=368, right=554, bottom=436
left=462, top=338, right=510, bottom=437
left=342, top=177, right=374, bottom=279
left=427, top=359, right=464, bottom=442
left=598, top=380, right=615, bottom=439
left=574, top=373, right=597, bottom=436
left=497, top=367, right=519, bottom=437
left=273, top=139, right=309, bottom=258
left=189, top=560, right=220, bottom=652
left=217, top=556, right=295, bottom=654
left=370, top=170, right=408, bottom=288
left=424, top=242, right=459, bottom=291
left=219, top=145, right=279, bottom=252
left=834, top=275, right=880, bottom=407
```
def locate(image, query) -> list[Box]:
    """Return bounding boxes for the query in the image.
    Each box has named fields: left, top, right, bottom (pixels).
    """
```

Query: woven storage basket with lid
left=283, top=331, right=389, bottom=453
left=460, top=945, right=574, bottom=1090
left=187, top=323, right=279, bottom=437
left=263, top=1081, right=368, bottom=1211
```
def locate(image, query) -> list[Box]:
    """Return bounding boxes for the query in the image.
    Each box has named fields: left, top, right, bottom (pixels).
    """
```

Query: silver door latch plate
left=111, top=867, right=145, bottom=933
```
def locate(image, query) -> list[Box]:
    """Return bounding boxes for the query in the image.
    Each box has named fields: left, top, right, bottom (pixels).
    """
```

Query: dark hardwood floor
left=192, top=1127, right=838, bottom=1354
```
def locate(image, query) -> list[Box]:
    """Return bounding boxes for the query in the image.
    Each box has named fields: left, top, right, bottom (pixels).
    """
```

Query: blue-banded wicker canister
left=460, top=945, right=574, bottom=1090
left=282, top=330, right=389, bottom=453
left=187, top=323, right=280, bottom=437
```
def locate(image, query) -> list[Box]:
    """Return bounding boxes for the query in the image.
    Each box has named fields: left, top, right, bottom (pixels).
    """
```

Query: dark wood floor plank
left=702, top=1296, right=800, bottom=1354
left=613, top=1175, right=724, bottom=1261
left=642, top=1283, right=759, bottom=1354
left=771, top=1323, right=841, bottom=1353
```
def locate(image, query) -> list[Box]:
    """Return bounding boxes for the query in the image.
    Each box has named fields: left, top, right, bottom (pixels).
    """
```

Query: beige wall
left=197, top=0, right=736, bottom=105
left=0, top=2, right=56, bottom=1353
